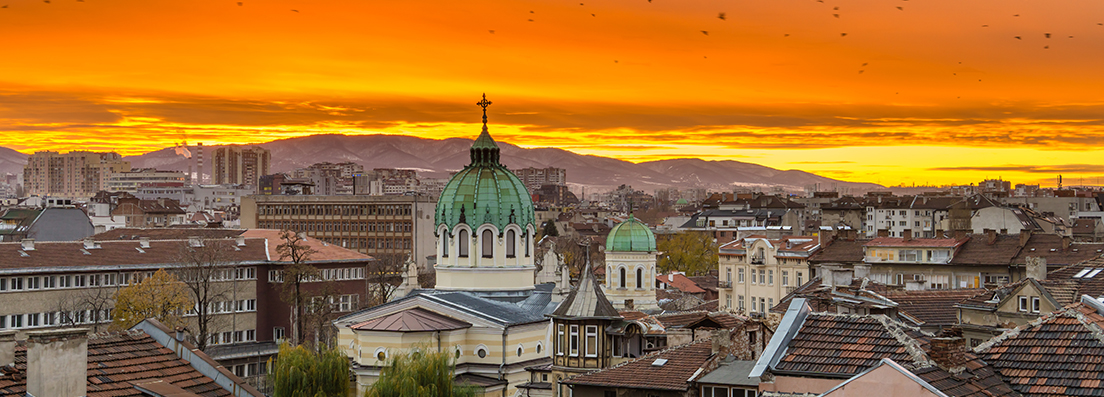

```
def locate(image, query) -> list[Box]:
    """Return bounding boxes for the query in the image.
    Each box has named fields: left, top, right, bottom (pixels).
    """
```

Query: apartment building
left=23, top=151, right=131, bottom=199
left=862, top=195, right=999, bottom=238
left=241, top=194, right=436, bottom=270
left=512, top=167, right=566, bottom=192
left=105, top=168, right=189, bottom=193
left=212, top=146, right=270, bottom=187
left=717, top=235, right=820, bottom=314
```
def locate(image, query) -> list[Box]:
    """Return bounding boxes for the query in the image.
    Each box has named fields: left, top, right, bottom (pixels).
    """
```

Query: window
left=458, top=230, right=469, bottom=257
left=782, top=271, right=789, bottom=286
left=619, top=267, right=626, bottom=288
left=481, top=229, right=494, bottom=258
left=246, top=329, right=256, bottom=341
left=273, top=327, right=286, bottom=341
left=738, top=268, right=744, bottom=283
left=636, top=268, right=644, bottom=289
left=569, top=325, right=579, bottom=356
left=725, top=295, right=731, bottom=309
left=759, top=269, right=765, bottom=284
left=760, top=298, right=766, bottom=314
left=738, top=295, right=745, bottom=311
left=1031, top=297, right=1041, bottom=313
left=585, top=325, right=598, bottom=357
left=476, top=348, right=487, bottom=358
left=222, top=332, right=232, bottom=344
left=797, top=271, right=803, bottom=286
left=749, top=296, right=756, bottom=312
left=517, top=346, right=523, bottom=357
left=10, top=277, right=22, bottom=290
left=441, top=231, right=449, bottom=257
left=0, top=278, right=5, bottom=291
left=768, top=270, right=774, bottom=285
left=26, top=277, right=39, bottom=290
left=43, top=276, right=56, bottom=289
left=506, top=230, right=516, bottom=258
left=612, top=335, right=623, bottom=357
left=768, top=298, right=773, bottom=310
left=900, top=250, right=920, bottom=261
left=1018, top=296, right=1029, bottom=312
left=702, top=386, right=730, bottom=397
left=557, top=324, right=565, bottom=355
left=536, top=343, right=542, bottom=354
left=726, top=268, right=731, bottom=283
left=27, top=313, right=39, bottom=327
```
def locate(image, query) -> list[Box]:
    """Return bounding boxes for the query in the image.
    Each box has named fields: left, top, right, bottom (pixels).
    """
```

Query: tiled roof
left=0, top=330, right=245, bottom=396
left=0, top=238, right=269, bottom=272
left=956, top=279, right=1080, bottom=311
left=976, top=302, right=1104, bottom=397
left=1049, top=259, right=1104, bottom=298
left=1011, top=234, right=1104, bottom=266
left=886, top=289, right=987, bottom=326
left=350, top=307, right=472, bottom=332
left=654, top=311, right=711, bottom=328
left=774, top=313, right=932, bottom=376
left=690, top=300, right=719, bottom=312
left=951, top=234, right=1026, bottom=266
left=912, top=353, right=1021, bottom=397
left=241, top=229, right=371, bottom=261
left=551, top=263, right=621, bottom=320
left=687, top=275, right=718, bottom=290
left=92, top=228, right=246, bottom=240
left=866, top=237, right=967, bottom=248
left=657, top=273, right=706, bottom=294
left=808, top=239, right=867, bottom=264
left=561, top=339, right=714, bottom=391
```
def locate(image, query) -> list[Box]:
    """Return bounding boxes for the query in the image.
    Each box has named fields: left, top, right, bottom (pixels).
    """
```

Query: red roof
left=866, top=237, right=966, bottom=248
left=350, top=307, right=472, bottom=332
left=656, top=273, right=706, bottom=294
left=562, top=339, right=713, bottom=391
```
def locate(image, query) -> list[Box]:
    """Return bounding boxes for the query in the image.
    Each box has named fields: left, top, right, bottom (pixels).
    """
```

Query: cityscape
left=2, top=0, right=1104, bottom=397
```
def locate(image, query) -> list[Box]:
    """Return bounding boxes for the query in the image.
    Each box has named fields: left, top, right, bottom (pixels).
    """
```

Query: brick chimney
left=26, top=328, right=88, bottom=397
left=0, top=330, right=15, bottom=367
left=1019, top=230, right=1033, bottom=247
left=985, top=229, right=997, bottom=245
left=1026, top=256, right=1047, bottom=281
left=929, top=328, right=969, bottom=372
left=902, top=229, right=913, bottom=242
left=1062, top=235, right=1071, bottom=250
left=877, top=229, right=889, bottom=238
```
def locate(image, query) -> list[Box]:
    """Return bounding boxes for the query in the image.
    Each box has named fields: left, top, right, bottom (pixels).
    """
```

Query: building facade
left=602, top=215, right=660, bottom=311
left=212, top=146, right=270, bottom=187
left=512, top=167, right=566, bottom=192
left=105, top=169, right=189, bottom=193
left=23, top=151, right=131, bottom=199
left=718, top=236, right=819, bottom=315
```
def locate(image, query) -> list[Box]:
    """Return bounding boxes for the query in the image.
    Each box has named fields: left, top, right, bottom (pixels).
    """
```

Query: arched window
left=506, top=230, right=516, bottom=258
left=636, top=268, right=643, bottom=289
left=482, top=230, right=494, bottom=258
left=619, top=267, right=627, bottom=288
left=458, top=229, right=469, bottom=257
left=524, top=232, right=530, bottom=257
left=441, top=230, right=449, bottom=258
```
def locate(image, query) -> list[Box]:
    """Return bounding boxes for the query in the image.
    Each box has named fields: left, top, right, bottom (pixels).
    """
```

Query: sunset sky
left=1, top=0, right=1103, bottom=187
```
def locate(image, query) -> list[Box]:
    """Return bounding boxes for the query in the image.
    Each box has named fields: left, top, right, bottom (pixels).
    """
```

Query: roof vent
left=188, top=236, right=203, bottom=248
left=235, top=236, right=246, bottom=247
left=20, top=239, right=34, bottom=251
left=82, top=238, right=100, bottom=250
left=139, top=237, right=150, bottom=249
left=652, top=358, right=668, bottom=366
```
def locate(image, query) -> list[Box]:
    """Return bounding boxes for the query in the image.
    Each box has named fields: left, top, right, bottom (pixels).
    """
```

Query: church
left=334, top=95, right=662, bottom=397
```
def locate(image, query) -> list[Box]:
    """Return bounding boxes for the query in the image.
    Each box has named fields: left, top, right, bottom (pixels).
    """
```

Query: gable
left=822, top=362, right=944, bottom=397
left=994, top=281, right=1055, bottom=315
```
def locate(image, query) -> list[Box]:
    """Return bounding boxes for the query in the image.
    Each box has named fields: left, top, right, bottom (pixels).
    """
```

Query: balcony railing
left=718, top=280, right=733, bottom=288
left=750, top=256, right=764, bottom=265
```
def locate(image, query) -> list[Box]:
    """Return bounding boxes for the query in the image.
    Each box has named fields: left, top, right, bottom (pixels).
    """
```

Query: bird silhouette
left=896, top=6, right=903, bottom=10
left=614, top=60, right=619, bottom=63
left=1014, top=36, right=1021, bottom=39
left=43, top=0, right=49, bottom=3
left=591, top=13, right=595, bottom=16
left=841, top=32, right=847, bottom=36
left=1045, top=33, right=1051, bottom=38
left=291, top=9, right=298, bottom=12
left=1013, top=14, right=1019, bottom=17
left=701, top=30, right=709, bottom=35
left=833, top=14, right=840, bottom=18
left=862, top=62, right=868, bottom=66
left=1044, top=45, right=1049, bottom=49
left=982, top=25, right=989, bottom=27
left=833, top=6, right=839, bottom=10
left=528, top=19, right=534, bottom=22
left=858, top=70, right=864, bottom=74
left=784, top=33, right=790, bottom=36
left=237, top=2, right=242, bottom=5
left=1069, top=35, right=1074, bottom=38
left=530, top=10, right=534, bottom=13
left=489, top=30, right=495, bottom=34
left=579, top=2, right=583, bottom=4
left=2, top=4, right=7, bottom=7
left=718, top=12, right=726, bottom=20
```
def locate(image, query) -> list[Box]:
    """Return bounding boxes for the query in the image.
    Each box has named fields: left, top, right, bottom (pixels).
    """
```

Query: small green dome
left=435, top=99, right=535, bottom=233
left=605, top=215, right=656, bottom=252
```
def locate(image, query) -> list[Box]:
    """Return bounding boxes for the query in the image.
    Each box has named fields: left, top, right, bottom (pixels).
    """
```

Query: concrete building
left=105, top=169, right=188, bottom=193
left=513, top=167, right=566, bottom=192
left=23, top=151, right=130, bottom=199
left=212, top=146, right=270, bottom=187
left=135, top=184, right=255, bottom=211
left=241, top=194, right=436, bottom=271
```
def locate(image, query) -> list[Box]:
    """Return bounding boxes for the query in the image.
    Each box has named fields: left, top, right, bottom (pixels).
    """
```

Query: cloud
left=928, top=164, right=1104, bottom=174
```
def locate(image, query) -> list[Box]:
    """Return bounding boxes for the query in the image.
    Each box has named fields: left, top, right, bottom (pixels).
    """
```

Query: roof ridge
left=871, top=314, right=934, bottom=367
left=973, top=305, right=1076, bottom=353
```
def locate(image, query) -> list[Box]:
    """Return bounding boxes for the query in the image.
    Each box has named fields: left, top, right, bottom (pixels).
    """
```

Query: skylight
left=652, top=359, right=668, bottom=366
left=1075, top=268, right=1092, bottom=278
left=1086, top=269, right=1104, bottom=279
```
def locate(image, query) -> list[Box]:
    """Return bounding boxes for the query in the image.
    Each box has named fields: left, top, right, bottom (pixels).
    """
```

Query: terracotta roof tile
left=657, top=273, right=706, bottom=294
left=911, top=353, right=1020, bottom=397
left=808, top=240, right=867, bottom=264
left=886, top=289, right=987, bottom=326
left=774, top=313, right=931, bottom=376
left=561, top=339, right=713, bottom=391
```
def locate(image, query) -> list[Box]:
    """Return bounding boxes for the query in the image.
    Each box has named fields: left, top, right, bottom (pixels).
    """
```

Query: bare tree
left=54, top=281, right=117, bottom=333
left=552, top=235, right=604, bottom=280
left=302, top=282, right=341, bottom=350
left=276, top=230, right=319, bottom=346
left=175, top=238, right=240, bottom=351
left=364, top=253, right=405, bottom=307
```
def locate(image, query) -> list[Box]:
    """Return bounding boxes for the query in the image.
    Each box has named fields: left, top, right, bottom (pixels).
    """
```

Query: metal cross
left=476, top=93, right=492, bottom=124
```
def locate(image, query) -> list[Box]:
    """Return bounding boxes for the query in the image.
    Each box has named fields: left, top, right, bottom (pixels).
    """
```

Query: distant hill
left=0, top=147, right=27, bottom=176
left=122, top=134, right=883, bottom=193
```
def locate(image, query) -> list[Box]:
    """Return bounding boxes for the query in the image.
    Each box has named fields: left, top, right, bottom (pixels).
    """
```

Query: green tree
left=366, top=348, right=477, bottom=397
left=657, top=231, right=718, bottom=276
left=268, top=342, right=350, bottom=397
left=541, top=221, right=559, bottom=238
left=112, top=269, right=193, bottom=330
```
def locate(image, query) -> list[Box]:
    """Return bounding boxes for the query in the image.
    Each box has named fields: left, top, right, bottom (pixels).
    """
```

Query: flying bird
left=840, top=32, right=847, bottom=36
left=701, top=30, right=709, bottom=35
left=1013, top=14, right=1019, bottom=17
left=528, top=18, right=534, bottom=21
left=862, top=62, right=868, bottom=66
left=614, top=60, right=619, bottom=63
left=833, top=14, right=839, bottom=18
left=718, top=12, right=726, bottom=20
left=833, top=6, right=839, bottom=10
left=43, top=0, right=49, bottom=3
left=1, top=4, right=7, bottom=7
left=290, top=9, right=298, bottom=12
left=1045, top=33, right=1051, bottom=38
left=982, top=25, right=989, bottom=27
left=591, top=13, right=595, bottom=16
left=530, top=10, right=534, bottom=13
left=784, top=33, right=790, bottom=36
left=858, top=70, right=864, bottom=74
left=237, top=2, right=242, bottom=5
left=1044, top=45, right=1049, bottom=49
left=489, top=30, right=495, bottom=34
left=1014, top=36, right=1021, bottom=39
left=897, top=6, right=903, bottom=10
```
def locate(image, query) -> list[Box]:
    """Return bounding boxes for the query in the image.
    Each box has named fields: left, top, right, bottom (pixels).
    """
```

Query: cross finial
left=476, top=93, right=492, bottom=125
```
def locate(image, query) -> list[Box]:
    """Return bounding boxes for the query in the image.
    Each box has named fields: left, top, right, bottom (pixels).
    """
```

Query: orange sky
left=1, top=0, right=1103, bottom=187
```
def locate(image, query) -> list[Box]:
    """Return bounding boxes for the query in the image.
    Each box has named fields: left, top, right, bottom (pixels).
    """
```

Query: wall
left=820, top=364, right=941, bottom=397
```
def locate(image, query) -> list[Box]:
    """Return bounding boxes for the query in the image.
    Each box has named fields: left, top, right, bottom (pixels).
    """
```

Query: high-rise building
left=211, top=146, right=270, bottom=187
left=23, top=151, right=130, bottom=198
left=512, top=167, right=566, bottom=192
left=105, top=169, right=189, bottom=193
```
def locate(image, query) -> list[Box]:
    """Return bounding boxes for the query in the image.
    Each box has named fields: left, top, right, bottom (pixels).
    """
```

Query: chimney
left=953, top=229, right=968, bottom=240
left=984, top=229, right=996, bottom=245
left=235, top=236, right=246, bottom=246
left=174, top=326, right=187, bottom=342
left=711, top=328, right=733, bottom=355
left=853, top=264, right=871, bottom=280
left=1026, top=256, right=1047, bottom=281
left=139, top=237, right=151, bottom=249
left=26, top=328, right=88, bottom=397
left=877, top=229, right=889, bottom=238
left=82, top=237, right=98, bottom=250
left=20, top=238, right=35, bottom=251
left=1062, top=235, right=1071, bottom=250
left=903, top=229, right=913, bottom=242
left=188, top=236, right=203, bottom=248
left=1019, top=230, right=1033, bottom=247
left=929, top=328, right=968, bottom=372
left=818, top=265, right=835, bottom=287
left=0, top=330, right=15, bottom=367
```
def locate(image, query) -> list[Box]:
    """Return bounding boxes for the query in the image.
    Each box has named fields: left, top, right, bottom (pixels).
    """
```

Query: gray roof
left=406, top=288, right=553, bottom=326
left=679, top=209, right=787, bottom=229
left=695, top=359, right=759, bottom=387
left=28, top=208, right=94, bottom=241
left=551, top=264, right=621, bottom=320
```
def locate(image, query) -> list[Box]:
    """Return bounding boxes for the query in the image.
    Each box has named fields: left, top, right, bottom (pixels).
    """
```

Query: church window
left=482, top=230, right=494, bottom=258
left=525, top=232, right=530, bottom=257
left=441, top=231, right=449, bottom=257
left=636, top=268, right=644, bottom=289
left=477, top=348, right=487, bottom=358
left=455, top=347, right=462, bottom=359
left=458, top=230, right=469, bottom=257
left=557, top=324, right=565, bottom=355
left=517, top=346, right=524, bottom=357
left=619, top=268, right=627, bottom=288
left=536, top=343, right=543, bottom=354
left=585, top=325, right=598, bottom=357
left=507, top=230, right=516, bottom=258
left=569, top=325, right=579, bottom=356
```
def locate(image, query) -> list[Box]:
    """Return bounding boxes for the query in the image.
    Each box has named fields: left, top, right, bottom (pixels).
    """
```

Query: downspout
left=436, top=330, right=441, bottom=353
left=500, top=327, right=509, bottom=397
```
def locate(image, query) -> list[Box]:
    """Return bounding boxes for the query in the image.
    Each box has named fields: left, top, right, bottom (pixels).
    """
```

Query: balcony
left=750, top=256, right=764, bottom=265
left=718, top=280, right=733, bottom=289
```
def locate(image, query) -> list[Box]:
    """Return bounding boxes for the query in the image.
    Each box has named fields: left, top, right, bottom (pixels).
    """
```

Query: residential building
left=549, top=263, right=622, bottom=397
left=680, top=193, right=806, bottom=245
left=211, top=146, right=270, bottom=187
left=23, top=151, right=130, bottom=199
left=104, top=168, right=188, bottom=193
left=135, top=184, right=255, bottom=211
left=512, top=167, right=566, bottom=192
left=111, top=197, right=188, bottom=227
left=241, top=194, right=436, bottom=271
left=561, top=339, right=715, bottom=397
left=717, top=236, right=819, bottom=314
left=1072, top=218, right=1104, bottom=242
left=602, top=215, right=660, bottom=311
left=862, top=195, right=998, bottom=239
left=0, top=207, right=95, bottom=242
left=0, top=319, right=263, bottom=396
left=1001, top=195, right=1101, bottom=222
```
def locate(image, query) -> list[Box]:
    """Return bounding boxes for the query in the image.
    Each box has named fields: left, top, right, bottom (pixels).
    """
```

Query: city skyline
left=1, top=0, right=1103, bottom=186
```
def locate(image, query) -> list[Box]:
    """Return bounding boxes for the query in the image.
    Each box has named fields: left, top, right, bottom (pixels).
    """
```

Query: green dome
left=435, top=100, right=535, bottom=233
left=605, top=215, right=656, bottom=252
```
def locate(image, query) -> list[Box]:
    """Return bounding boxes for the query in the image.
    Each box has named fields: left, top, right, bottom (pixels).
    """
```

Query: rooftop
left=561, top=339, right=714, bottom=391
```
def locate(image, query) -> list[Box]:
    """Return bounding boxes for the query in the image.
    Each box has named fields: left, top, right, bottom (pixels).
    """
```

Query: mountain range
left=122, top=134, right=883, bottom=193
left=0, top=134, right=883, bottom=193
